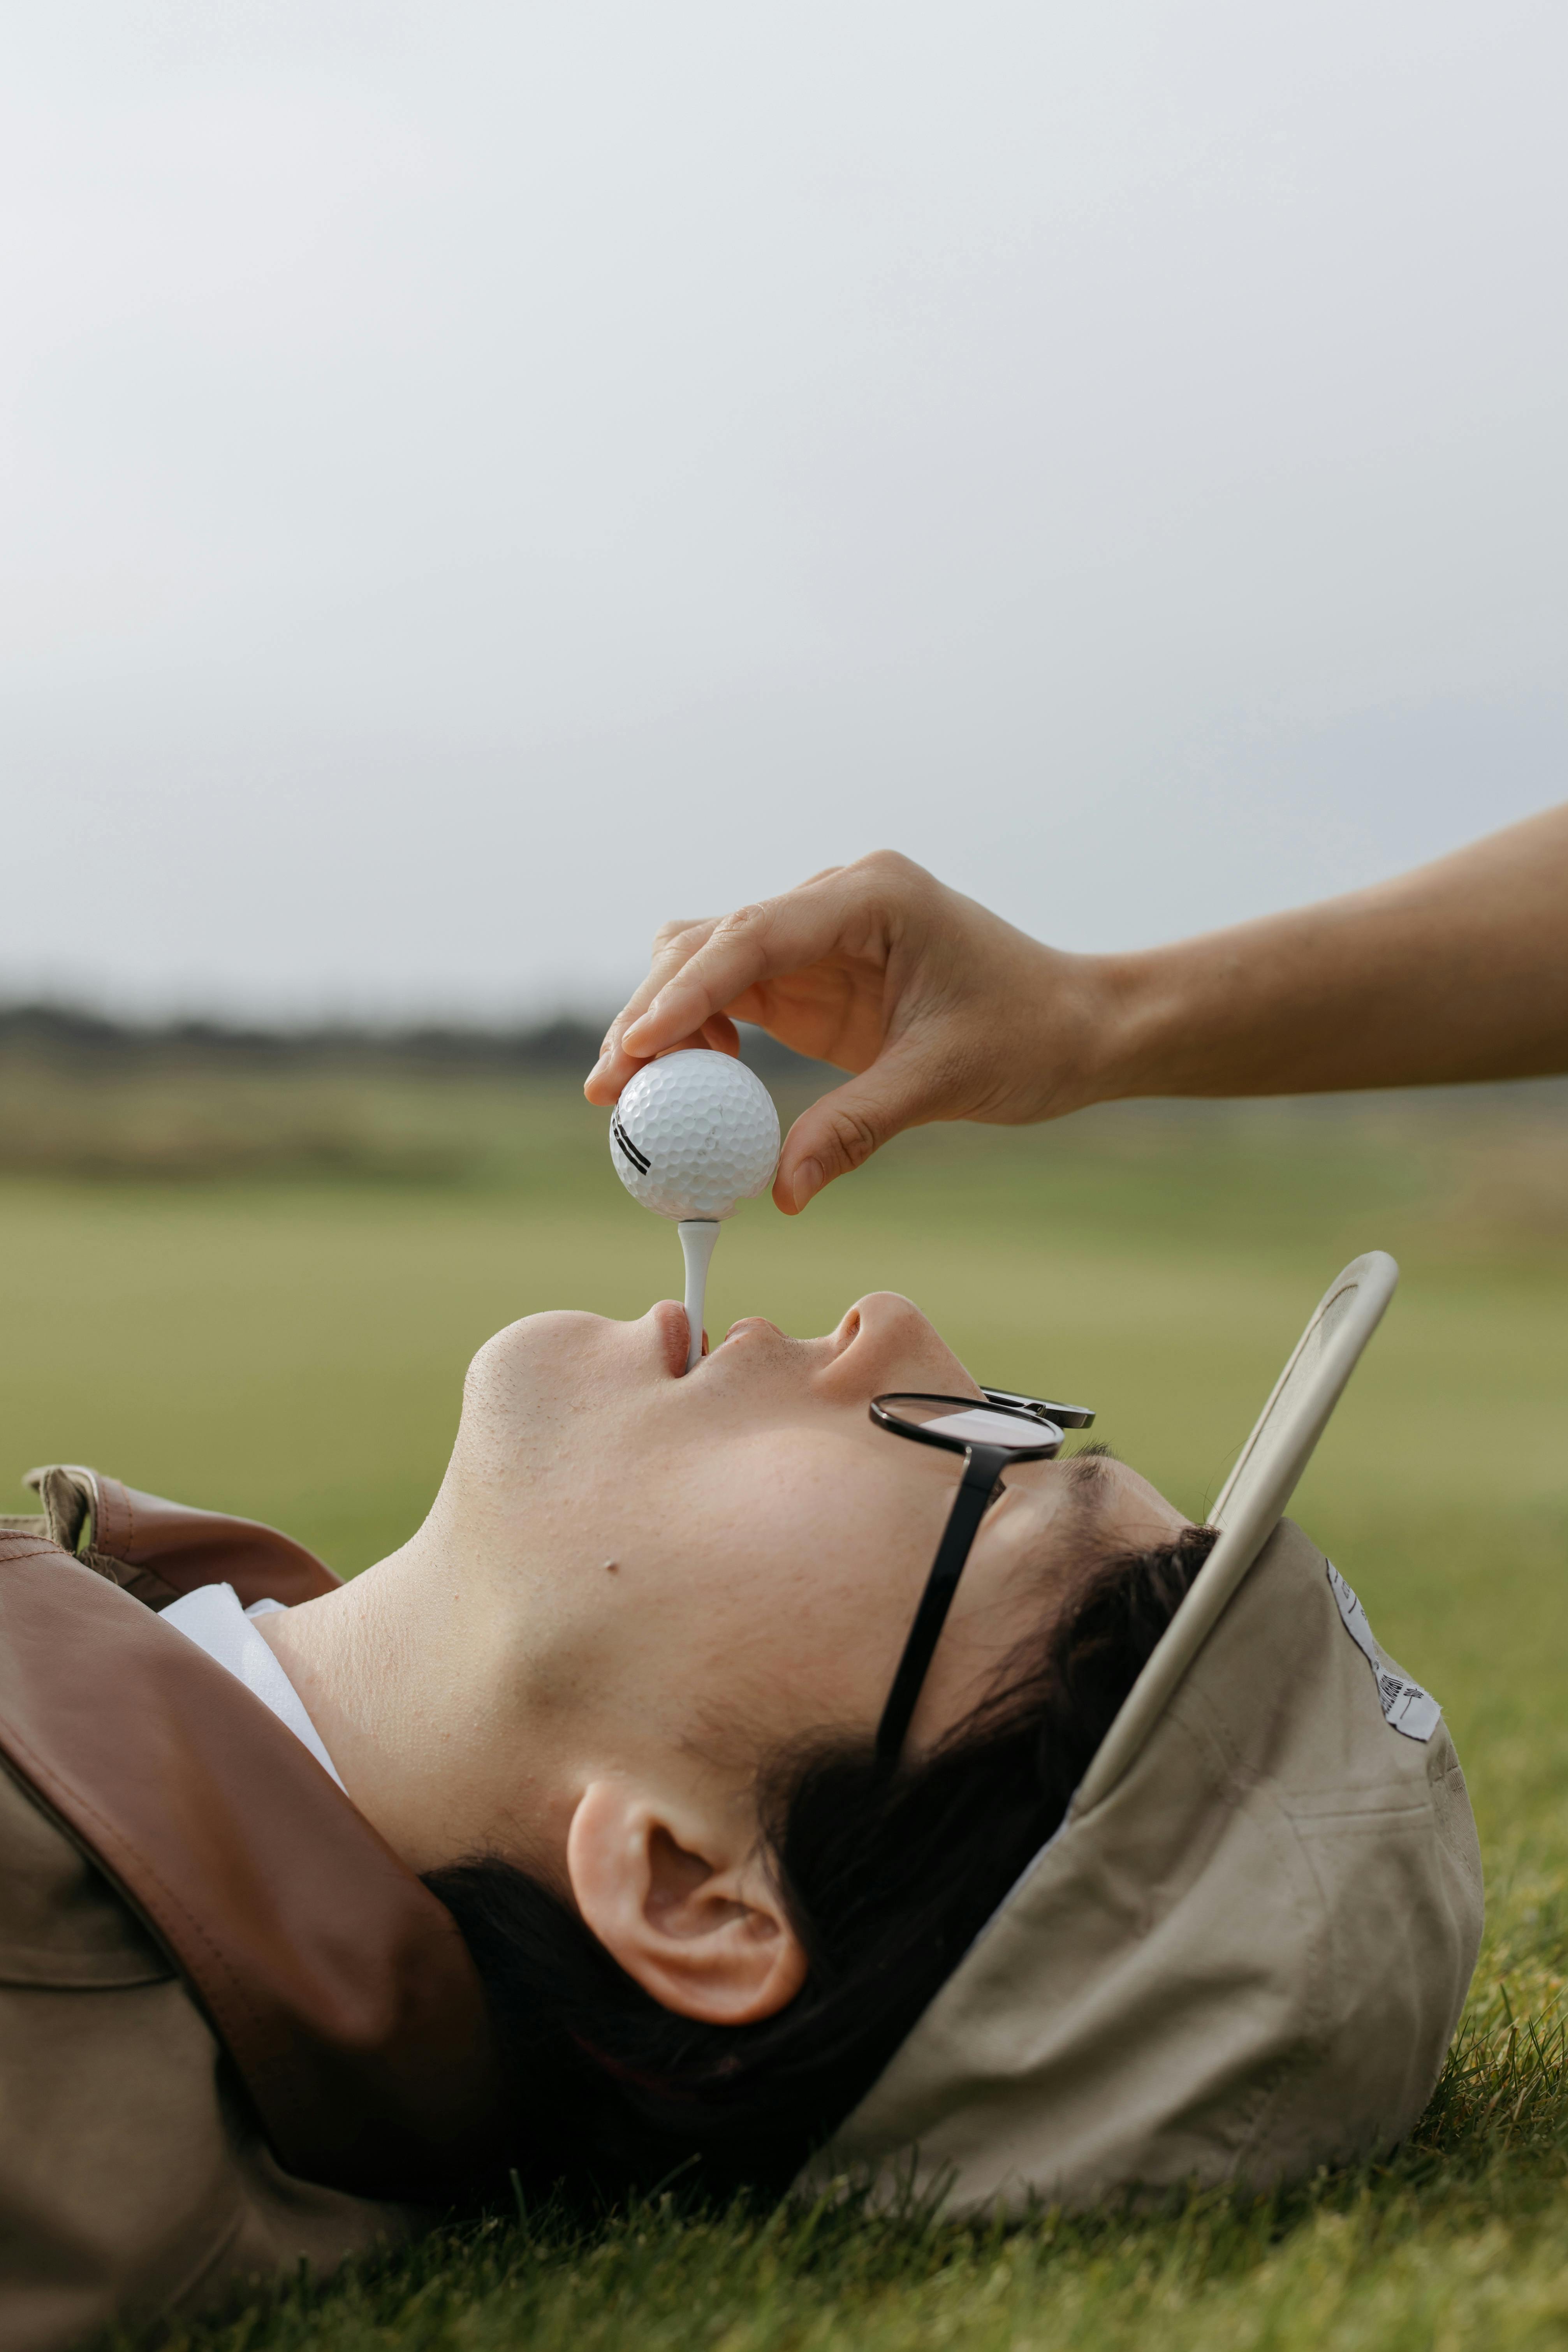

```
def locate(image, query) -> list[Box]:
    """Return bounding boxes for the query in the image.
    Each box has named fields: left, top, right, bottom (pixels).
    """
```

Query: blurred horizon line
left=0, top=995, right=836, bottom=1085
left=3, top=995, right=1566, bottom=1127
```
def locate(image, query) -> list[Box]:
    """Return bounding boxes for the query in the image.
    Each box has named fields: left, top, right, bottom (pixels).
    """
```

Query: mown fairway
left=4, top=1064, right=1566, bottom=2350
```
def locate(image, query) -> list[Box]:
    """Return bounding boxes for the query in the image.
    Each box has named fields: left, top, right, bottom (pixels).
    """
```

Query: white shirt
left=160, top=1583, right=346, bottom=1791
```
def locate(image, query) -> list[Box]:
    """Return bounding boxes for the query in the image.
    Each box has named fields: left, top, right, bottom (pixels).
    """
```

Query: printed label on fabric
left=1326, top=1563, right=1442, bottom=1743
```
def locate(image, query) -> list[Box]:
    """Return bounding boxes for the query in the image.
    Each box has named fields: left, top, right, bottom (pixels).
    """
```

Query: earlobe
left=567, top=1779, right=809, bottom=2026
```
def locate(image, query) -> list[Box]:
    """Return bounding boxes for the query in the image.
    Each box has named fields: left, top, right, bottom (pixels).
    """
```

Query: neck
left=255, top=1539, right=573, bottom=1879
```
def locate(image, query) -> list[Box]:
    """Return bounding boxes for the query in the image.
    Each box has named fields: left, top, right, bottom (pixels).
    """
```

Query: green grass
left=6, top=1065, right=1567, bottom=2350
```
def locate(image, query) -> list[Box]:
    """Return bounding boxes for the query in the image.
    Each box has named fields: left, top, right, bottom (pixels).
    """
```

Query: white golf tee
left=677, top=1219, right=720, bottom=1373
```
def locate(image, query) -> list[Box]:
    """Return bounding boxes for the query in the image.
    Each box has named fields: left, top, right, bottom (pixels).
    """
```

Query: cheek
left=640, top=1435, right=948, bottom=1729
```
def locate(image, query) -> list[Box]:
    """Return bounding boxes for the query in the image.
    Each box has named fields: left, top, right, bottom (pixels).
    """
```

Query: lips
left=649, top=1299, right=693, bottom=1379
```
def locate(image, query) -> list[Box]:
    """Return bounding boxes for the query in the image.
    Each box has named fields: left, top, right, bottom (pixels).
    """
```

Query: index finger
left=584, top=919, right=720, bottom=1102
left=621, top=875, right=862, bottom=1059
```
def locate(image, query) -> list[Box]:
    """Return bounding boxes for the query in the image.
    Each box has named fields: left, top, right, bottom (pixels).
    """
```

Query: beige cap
left=802, top=1254, right=1483, bottom=2212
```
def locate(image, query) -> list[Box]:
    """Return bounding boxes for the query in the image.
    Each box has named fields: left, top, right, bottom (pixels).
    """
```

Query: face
left=430, top=1292, right=1187, bottom=1772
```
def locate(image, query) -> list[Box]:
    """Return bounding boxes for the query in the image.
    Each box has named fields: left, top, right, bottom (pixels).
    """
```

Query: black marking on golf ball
left=611, top=1115, right=651, bottom=1174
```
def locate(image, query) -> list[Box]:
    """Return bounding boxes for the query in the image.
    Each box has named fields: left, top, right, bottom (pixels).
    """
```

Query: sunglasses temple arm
left=875, top=1452, right=1005, bottom=1762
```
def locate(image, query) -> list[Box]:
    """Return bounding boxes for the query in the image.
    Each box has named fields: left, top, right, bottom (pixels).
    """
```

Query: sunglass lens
left=879, top=1396, right=1059, bottom=1450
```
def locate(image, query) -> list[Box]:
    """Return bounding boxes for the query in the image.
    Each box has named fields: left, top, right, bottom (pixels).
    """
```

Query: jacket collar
left=23, top=1463, right=344, bottom=1610
left=0, top=1510, right=503, bottom=2203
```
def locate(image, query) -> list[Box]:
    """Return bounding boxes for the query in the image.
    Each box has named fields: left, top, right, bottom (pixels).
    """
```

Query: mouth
left=648, top=1293, right=974, bottom=1392
left=649, top=1303, right=787, bottom=1381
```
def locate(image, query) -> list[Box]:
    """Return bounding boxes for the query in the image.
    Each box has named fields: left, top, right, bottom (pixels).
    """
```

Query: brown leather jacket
left=0, top=1469, right=502, bottom=2352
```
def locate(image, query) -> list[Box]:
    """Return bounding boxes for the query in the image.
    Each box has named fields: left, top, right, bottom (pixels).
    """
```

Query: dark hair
left=427, top=1513, right=1218, bottom=2206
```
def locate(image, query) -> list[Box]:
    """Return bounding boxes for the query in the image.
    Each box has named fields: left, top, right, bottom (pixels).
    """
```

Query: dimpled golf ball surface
left=610, top=1050, right=781, bottom=1220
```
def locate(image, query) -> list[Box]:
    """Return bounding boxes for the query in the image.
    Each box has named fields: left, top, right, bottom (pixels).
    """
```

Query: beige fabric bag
left=804, top=1253, right=1484, bottom=2213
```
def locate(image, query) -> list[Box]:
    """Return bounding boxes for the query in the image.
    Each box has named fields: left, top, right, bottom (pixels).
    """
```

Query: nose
left=828, top=1292, right=980, bottom=1399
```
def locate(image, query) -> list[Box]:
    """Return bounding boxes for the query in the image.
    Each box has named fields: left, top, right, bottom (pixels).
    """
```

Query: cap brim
left=1070, top=1250, right=1399, bottom=1817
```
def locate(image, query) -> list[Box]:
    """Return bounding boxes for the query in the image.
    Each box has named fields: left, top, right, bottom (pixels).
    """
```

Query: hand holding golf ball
left=609, top=1049, right=781, bottom=1370
left=586, top=851, right=1065, bottom=1214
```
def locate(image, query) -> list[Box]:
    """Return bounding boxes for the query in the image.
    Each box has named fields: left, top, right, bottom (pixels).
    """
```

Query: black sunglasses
left=870, top=1387, right=1096, bottom=1760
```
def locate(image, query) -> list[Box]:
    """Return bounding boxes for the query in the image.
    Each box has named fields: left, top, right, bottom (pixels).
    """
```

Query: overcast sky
left=2, top=0, right=1564, bottom=1019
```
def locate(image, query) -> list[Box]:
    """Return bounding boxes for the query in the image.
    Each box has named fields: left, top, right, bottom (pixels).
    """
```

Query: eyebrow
left=1064, top=1441, right=1117, bottom=1500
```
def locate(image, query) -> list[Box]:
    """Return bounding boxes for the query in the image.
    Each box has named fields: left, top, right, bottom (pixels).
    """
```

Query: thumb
left=774, top=1048, right=937, bottom=1214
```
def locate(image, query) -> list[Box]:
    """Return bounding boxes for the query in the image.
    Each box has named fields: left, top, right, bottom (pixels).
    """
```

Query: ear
left=565, top=1778, right=808, bottom=2025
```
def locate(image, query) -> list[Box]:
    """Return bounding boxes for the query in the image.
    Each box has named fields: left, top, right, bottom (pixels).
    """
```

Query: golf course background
left=2, top=1040, right=1565, bottom=2350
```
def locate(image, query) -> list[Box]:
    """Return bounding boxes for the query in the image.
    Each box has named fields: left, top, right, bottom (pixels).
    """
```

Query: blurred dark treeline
left=0, top=1001, right=825, bottom=1085
left=0, top=999, right=833, bottom=1187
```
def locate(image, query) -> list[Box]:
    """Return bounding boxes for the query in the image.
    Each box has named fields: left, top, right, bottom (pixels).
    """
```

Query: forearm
left=589, top=820, right=1568, bottom=1209
left=1075, top=803, right=1568, bottom=1107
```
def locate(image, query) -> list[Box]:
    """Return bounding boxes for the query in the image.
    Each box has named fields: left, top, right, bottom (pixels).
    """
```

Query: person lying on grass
left=0, top=1278, right=1479, bottom=2352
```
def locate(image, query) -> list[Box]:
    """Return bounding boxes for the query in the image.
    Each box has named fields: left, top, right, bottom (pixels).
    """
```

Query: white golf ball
left=609, top=1050, right=781, bottom=1220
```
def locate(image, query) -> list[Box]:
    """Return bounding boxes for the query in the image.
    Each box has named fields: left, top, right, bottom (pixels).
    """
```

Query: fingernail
left=587, top=1052, right=607, bottom=1080
left=791, top=1158, right=823, bottom=1212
